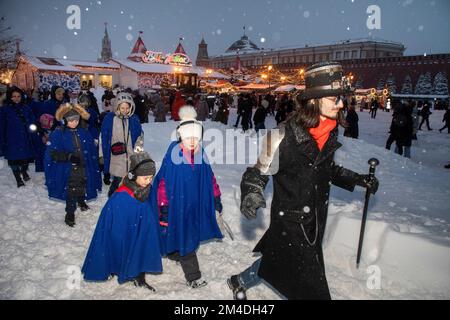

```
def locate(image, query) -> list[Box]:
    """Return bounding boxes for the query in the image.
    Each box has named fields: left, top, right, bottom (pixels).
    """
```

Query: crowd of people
left=1, top=59, right=449, bottom=300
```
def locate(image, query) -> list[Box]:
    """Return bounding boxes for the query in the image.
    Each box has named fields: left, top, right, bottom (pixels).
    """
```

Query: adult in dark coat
left=439, top=108, right=450, bottom=133
left=344, top=105, right=359, bottom=139
left=39, top=86, right=67, bottom=119
left=370, top=99, right=379, bottom=119
left=227, top=62, right=379, bottom=300
left=241, top=95, right=253, bottom=132
left=0, top=87, right=42, bottom=187
left=387, top=104, right=413, bottom=157
left=419, top=103, right=433, bottom=131
left=152, top=93, right=167, bottom=123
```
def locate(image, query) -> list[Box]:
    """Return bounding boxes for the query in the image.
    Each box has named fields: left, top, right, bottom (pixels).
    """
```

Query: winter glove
left=214, top=197, right=223, bottom=214
left=356, top=174, right=379, bottom=195
left=159, top=206, right=169, bottom=227
left=68, top=154, right=81, bottom=165
left=240, top=167, right=269, bottom=220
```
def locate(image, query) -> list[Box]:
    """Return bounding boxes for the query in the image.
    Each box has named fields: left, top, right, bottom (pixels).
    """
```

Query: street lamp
left=267, top=65, right=273, bottom=90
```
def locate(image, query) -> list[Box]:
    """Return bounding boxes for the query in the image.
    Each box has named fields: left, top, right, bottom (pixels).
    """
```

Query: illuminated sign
left=142, top=51, right=192, bottom=67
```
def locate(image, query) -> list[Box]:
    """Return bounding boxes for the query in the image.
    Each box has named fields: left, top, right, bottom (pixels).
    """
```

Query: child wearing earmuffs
left=82, top=151, right=162, bottom=291
left=151, top=106, right=224, bottom=289
left=44, top=103, right=102, bottom=227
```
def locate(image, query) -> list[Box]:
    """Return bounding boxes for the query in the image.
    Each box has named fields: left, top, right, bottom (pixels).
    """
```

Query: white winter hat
left=177, top=106, right=203, bottom=141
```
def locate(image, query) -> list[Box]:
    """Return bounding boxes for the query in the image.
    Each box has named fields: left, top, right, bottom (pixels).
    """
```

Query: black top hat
left=301, top=62, right=353, bottom=100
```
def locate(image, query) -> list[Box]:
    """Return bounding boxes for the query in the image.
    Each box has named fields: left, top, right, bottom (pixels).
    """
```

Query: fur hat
left=55, top=103, right=90, bottom=122
left=177, top=106, right=203, bottom=141
left=77, top=93, right=92, bottom=108
left=129, top=152, right=156, bottom=177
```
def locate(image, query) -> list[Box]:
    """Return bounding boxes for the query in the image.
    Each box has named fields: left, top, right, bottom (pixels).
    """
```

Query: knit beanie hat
left=129, top=152, right=156, bottom=177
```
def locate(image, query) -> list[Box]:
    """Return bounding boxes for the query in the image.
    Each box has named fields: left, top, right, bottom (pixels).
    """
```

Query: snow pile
left=0, top=110, right=449, bottom=300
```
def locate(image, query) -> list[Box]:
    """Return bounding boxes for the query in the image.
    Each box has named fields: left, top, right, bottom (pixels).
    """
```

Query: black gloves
left=240, top=167, right=269, bottom=220
left=214, top=197, right=223, bottom=214
left=356, top=174, right=379, bottom=195
left=50, top=151, right=81, bottom=165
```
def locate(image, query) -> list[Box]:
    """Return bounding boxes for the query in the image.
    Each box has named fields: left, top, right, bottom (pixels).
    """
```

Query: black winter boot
left=21, top=165, right=30, bottom=182
left=227, top=275, right=248, bottom=300
left=78, top=201, right=90, bottom=212
left=65, top=212, right=76, bottom=227
left=133, top=273, right=156, bottom=292
left=13, top=170, right=25, bottom=188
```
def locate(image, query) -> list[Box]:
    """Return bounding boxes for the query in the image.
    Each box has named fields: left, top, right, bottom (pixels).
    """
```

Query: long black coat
left=243, top=117, right=360, bottom=300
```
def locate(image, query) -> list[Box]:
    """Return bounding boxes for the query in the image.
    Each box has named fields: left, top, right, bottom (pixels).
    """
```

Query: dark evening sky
left=1, top=0, right=449, bottom=61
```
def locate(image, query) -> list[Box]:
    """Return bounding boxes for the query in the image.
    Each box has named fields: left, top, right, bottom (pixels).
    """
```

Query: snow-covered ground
left=0, top=109, right=449, bottom=300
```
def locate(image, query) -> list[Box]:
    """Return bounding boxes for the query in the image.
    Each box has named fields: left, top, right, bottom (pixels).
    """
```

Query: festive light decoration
left=142, top=50, right=192, bottom=67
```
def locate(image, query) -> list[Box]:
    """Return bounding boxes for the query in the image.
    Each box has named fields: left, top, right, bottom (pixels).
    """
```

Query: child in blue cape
left=44, top=103, right=102, bottom=227
left=152, top=106, right=224, bottom=289
left=82, top=152, right=162, bottom=291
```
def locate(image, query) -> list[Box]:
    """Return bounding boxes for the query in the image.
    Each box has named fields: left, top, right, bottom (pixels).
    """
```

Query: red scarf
left=117, top=185, right=135, bottom=198
left=309, top=118, right=337, bottom=151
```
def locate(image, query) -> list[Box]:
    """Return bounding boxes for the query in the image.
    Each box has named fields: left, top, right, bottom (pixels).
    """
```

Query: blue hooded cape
left=82, top=189, right=163, bottom=284
left=151, top=141, right=223, bottom=257
left=0, top=103, right=42, bottom=162
left=44, top=126, right=102, bottom=201
left=100, top=113, right=142, bottom=175
left=86, top=106, right=100, bottom=140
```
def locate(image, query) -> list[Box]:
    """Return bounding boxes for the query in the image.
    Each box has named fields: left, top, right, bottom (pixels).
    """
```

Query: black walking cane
left=356, top=158, right=380, bottom=269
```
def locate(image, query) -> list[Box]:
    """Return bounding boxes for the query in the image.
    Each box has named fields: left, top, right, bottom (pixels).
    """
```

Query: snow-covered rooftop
left=212, top=37, right=405, bottom=58
left=22, top=56, right=120, bottom=72
left=112, top=58, right=229, bottom=79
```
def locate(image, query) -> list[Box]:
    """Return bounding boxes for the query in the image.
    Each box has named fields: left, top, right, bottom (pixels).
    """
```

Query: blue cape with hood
left=82, top=189, right=163, bottom=284
left=151, top=141, right=223, bottom=257
left=44, top=126, right=102, bottom=201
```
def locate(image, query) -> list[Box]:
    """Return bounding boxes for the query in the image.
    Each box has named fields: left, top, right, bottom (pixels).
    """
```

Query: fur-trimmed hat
left=129, top=152, right=156, bottom=177
left=55, top=103, right=91, bottom=122
left=115, top=92, right=136, bottom=117
left=177, top=106, right=203, bottom=141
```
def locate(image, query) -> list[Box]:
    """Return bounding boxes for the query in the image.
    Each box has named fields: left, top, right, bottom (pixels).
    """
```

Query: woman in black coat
left=390, top=105, right=413, bottom=157
left=344, top=105, right=359, bottom=139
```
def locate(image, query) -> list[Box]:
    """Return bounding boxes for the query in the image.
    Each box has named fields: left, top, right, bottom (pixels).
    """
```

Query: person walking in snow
left=77, top=93, right=101, bottom=141
left=0, top=86, right=42, bottom=187
left=44, top=103, right=102, bottom=227
left=36, top=86, right=67, bottom=119
left=253, top=99, right=268, bottom=133
left=439, top=107, right=450, bottom=133
left=215, top=94, right=230, bottom=125
left=82, top=151, right=162, bottom=291
left=152, top=106, right=223, bottom=289
left=419, top=102, right=433, bottom=131
left=171, top=91, right=186, bottom=121
left=196, top=94, right=209, bottom=122
left=99, top=92, right=144, bottom=197
left=370, top=98, right=379, bottom=119
left=152, top=93, right=167, bottom=123
left=227, top=62, right=379, bottom=300
left=344, top=104, right=359, bottom=139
